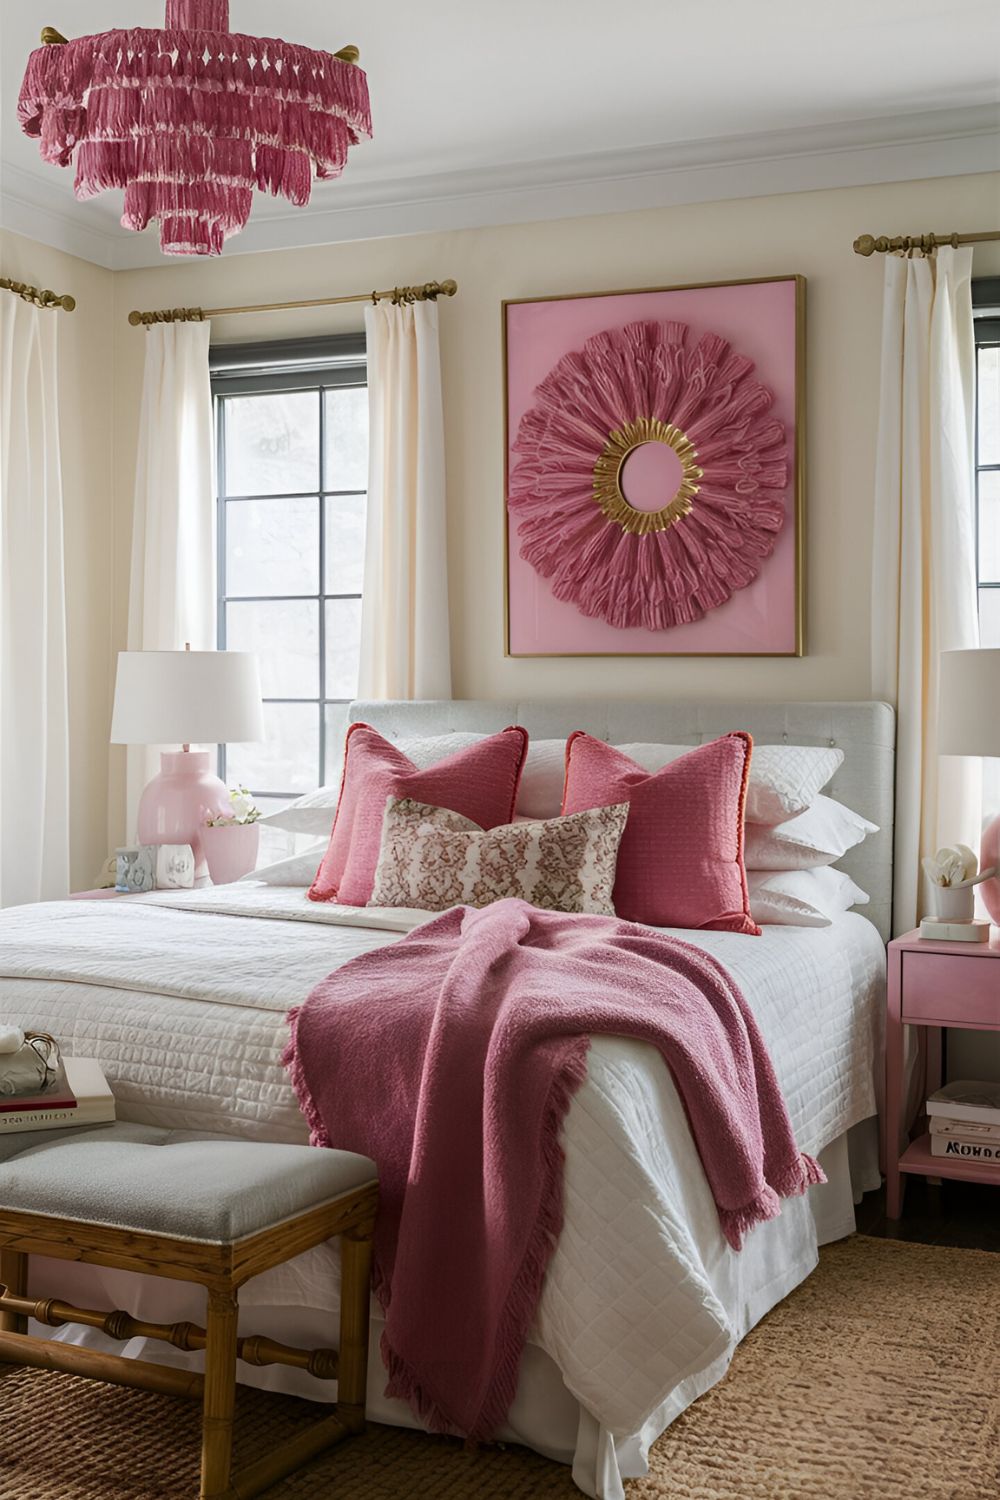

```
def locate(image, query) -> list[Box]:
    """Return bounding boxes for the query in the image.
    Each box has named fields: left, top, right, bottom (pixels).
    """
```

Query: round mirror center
left=618, top=440, right=685, bottom=513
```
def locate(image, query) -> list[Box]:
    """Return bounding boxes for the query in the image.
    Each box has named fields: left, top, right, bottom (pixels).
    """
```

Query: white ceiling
left=2, top=0, right=999, bottom=267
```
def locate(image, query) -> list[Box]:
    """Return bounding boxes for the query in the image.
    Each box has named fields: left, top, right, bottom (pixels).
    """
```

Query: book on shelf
left=0, top=1057, right=114, bottom=1134
left=930, top=1134, right=1000, bottom=1162
left=925, top=1080, right=1000, bottom=1129
left=0, top=1059, right=76, bottom=1114
left=930, top=1115, right=1000, bottom=1142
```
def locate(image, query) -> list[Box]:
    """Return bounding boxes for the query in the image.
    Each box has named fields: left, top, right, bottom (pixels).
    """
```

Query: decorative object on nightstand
left=201, top=786, right=261, bottom=885
left=110, top=647, right=263, bottom=883
left=938, top=648, right=1000, bottom=924
left=885, top=930, right=1000, bottom=1217
left=115, top=845, right=155, bottom=894
left=919, top=844, right=992, bottom=941
left=154, top=844, right=196, bottom=890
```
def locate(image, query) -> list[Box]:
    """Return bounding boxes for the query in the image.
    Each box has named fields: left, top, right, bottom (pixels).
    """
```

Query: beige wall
left=1, top=229, right=115, bottom=890
left=11, top=173, right=1000, bottom=856
left=108, top=170, right=1000, bottom=841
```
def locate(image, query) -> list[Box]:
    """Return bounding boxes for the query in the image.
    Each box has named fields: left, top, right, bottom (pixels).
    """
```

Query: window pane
left=224, top=392, right=319, bottom=496
left=978, top=471, right=1000, bottom=583
left=227, top=497, right=318, bottom=596
left=325, top=598, right=362, bottom=699
left=979, top=587, right=1000, bottom=647
left=226, top=703, right=319, bottom=795
left=324, top=703, right=351, bottom=784
left=226, top=599, right=318, bottom=699
left=325, top=494, right=366, bottom=594
left=979, top=346, right=1000, bottom=467
left=324, top=386, right=368, bottom=491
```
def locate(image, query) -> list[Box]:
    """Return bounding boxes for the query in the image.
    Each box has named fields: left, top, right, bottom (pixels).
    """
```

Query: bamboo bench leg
left=338, top=1226, right=373, bottom=1428
left=0, top=1251, right=28, bottom=1334
left=201, top=1288, right=239, bottom=1500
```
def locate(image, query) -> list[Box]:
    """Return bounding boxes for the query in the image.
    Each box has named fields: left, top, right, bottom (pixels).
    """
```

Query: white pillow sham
left=238, top=841, right=328, bottom=885
left=744, top=795, right=878, bottom=871
left=260, top=732, right=485, bottom=835
left=747, top=867, right=870, bottom=927
left=517, top=737, right=843, bottom=823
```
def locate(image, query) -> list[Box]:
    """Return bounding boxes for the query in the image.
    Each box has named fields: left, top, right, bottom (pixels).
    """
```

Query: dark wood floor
left=856, top=1174, right=1000, bottom=1252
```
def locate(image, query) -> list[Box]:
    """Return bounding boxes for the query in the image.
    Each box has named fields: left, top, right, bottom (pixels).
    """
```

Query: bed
left=0, top=698, right=895, bottom=1500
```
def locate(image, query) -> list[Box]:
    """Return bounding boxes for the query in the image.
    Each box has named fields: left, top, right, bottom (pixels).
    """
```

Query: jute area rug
left=2, top=1236, right=997, bottom=1499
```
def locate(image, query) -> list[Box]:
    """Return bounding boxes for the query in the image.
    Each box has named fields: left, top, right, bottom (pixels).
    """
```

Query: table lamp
left=110, top=648, right=263, bottom=879
left=938, top=647, right=1000, bottom=925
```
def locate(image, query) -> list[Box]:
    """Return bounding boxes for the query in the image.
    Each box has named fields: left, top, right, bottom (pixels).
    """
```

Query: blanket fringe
left=381, top=1038, right=592, bottom=1441
left=281, top=1008, right=333, bottom=1150
left=717, top=1154, right=825, bottom=1251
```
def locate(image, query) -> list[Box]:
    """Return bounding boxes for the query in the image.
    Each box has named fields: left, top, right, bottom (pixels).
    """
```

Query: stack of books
left=0, top=1055, right=115, bottom=1134
left=927, top=1080, right=1000, bottom=1163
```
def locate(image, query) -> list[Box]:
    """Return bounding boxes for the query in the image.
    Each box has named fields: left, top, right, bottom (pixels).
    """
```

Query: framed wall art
left=503, top=275, right=804, bottom=657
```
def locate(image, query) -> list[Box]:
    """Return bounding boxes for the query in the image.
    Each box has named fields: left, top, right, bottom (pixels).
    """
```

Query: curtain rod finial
left=854, top=234, right=876, bottom=257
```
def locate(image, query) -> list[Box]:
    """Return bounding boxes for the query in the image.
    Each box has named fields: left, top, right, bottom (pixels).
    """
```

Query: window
left=974, top=279, right=1000, bottom=640
left=211, top=336, right=367, bottom=835
left=974, top=280, right=1000, bottom=816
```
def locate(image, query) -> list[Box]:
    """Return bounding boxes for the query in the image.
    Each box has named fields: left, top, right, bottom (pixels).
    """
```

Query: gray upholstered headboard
left=350, top=700, right=896, bottom=942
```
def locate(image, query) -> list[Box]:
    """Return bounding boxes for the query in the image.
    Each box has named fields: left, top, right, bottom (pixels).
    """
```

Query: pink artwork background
left=505, top=279, right=801, bottom=655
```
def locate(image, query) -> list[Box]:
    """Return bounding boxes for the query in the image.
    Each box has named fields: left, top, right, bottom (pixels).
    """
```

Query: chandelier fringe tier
left=17, top=1, right=372, bottom=257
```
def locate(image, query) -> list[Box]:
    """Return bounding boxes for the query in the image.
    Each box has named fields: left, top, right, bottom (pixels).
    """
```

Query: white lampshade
left=938, top=649, right=1000, bottom=756
left=110, top=651, right=264, bottom=746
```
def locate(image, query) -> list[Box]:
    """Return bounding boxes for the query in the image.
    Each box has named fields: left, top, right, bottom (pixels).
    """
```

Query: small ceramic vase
left=201, top=823, right=260, bottom=886
left=927, top=883, right=975, bottom=923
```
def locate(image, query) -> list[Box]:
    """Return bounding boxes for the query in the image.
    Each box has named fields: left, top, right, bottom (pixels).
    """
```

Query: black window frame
left=210, top=334, right=367, bottom=802
left=975, top=278, right=1000, bottom=612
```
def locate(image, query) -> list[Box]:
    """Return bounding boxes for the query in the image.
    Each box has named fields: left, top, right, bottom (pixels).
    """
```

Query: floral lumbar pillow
left=369, top=798, right=630, bottom=916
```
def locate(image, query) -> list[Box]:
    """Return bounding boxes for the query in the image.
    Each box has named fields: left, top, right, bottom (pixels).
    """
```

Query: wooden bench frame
left=0, top=1180, right=378, bottom=1499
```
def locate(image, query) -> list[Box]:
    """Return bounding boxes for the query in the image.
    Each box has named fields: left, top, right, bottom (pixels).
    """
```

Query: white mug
left=155, top=843, right=196, bottom=890
left=928, top=884, right=975, bottom=922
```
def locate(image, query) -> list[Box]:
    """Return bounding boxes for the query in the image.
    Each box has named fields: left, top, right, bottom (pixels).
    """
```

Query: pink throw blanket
left=283, top=899, right=823, bottom=1441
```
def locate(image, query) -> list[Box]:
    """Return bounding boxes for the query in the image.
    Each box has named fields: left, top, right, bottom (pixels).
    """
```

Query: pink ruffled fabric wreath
left=508, top=320, right=789, bottom=631
left=17, top=0, right=371, bottom=256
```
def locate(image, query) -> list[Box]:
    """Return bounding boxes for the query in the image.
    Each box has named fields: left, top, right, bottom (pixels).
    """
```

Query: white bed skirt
left=26, top=1117, right=880, bottom=1500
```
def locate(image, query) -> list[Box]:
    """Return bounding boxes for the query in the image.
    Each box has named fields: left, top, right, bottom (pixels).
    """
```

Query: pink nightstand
left=886, top=929, right=1000, bottom=1217
left=68, top=888, right=127, bottom=899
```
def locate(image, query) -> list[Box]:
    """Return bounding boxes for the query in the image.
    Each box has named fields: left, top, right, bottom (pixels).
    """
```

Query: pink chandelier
left=17, top=1, right=372, bottom=256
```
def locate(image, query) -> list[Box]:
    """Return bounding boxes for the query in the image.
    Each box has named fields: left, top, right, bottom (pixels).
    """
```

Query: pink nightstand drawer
left=901, top=951, right=1000, bottom=1027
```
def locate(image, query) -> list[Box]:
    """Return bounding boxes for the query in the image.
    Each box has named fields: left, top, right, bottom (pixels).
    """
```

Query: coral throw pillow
left=370, top=797, right=630, bottom=915
left=561, top=731, right=759, bottom=934
left=309, top=723, right=529, bottom=905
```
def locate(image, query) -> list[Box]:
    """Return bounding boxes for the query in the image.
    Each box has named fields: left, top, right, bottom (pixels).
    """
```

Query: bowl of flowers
left=201, top=786, right=261, bottom=886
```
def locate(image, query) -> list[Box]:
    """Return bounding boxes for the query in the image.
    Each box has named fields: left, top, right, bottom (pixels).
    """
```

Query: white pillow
left=260, top=732, right=486, bottom=835
left=747, top=867, right=870, bottom=927
left=744, top=795, right=878, bottom=871
left=516, top=738, right=843, bottom=824
left=238, top=840, right=328, bottom=885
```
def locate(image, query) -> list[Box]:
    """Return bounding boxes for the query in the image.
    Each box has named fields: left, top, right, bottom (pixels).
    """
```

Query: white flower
left=923, top=845, right=979, bottom=887
left=227, top=786, right=260, bottom=824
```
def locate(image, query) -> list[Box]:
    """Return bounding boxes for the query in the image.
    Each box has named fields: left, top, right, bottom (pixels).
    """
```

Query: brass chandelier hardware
left=128, top=278, right=458, bottom=325
left=854, top=230, right=1000, bottom=256
left=1, top=276, right=76, bottom=312
left=592, top=418, right=703, bottom=536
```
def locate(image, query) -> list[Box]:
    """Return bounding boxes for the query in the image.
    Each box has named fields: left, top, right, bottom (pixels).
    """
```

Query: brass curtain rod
left=128, top=279, right=458, bottom=326
left=1, top=277, right=76, bottom=312
left=854, top=230, right=1000, bottom=257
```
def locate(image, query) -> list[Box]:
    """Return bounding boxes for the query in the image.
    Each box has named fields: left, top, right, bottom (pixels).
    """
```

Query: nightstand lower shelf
left=900, top=1132, right=1000, bottom=1188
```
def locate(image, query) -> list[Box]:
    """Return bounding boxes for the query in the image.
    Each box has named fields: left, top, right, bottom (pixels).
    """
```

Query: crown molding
left=2, top=103, right=998, bottom=271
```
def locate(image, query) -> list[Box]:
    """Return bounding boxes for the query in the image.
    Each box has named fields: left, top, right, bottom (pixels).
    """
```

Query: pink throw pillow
left=560, top=731, right=759, bottom=934
left=309, top=723, right=529, bottom=905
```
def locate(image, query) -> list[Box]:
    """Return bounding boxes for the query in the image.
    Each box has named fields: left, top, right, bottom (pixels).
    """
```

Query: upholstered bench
left=0, top=1122, right=378, bottom=1500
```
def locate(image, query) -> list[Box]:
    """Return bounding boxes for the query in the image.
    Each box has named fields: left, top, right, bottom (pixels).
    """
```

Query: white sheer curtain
left=871, top=246, right=980, bottom=933
left=359, top=299, right=451, bottom=700
left=0, top=296, right=70, bottom=905
left=125, top=322, right=215, bottom=834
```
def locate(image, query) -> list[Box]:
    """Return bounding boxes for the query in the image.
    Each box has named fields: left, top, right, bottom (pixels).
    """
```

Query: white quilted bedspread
left=0, top=889, right=884, bottom=1441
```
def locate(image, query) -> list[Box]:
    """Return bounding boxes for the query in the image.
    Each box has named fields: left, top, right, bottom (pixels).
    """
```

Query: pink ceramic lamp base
left=980, top=812, right=1000, bottom=926
left=136, top=750, right=231, bottom=882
